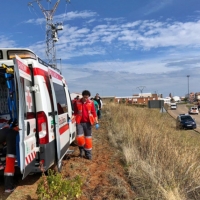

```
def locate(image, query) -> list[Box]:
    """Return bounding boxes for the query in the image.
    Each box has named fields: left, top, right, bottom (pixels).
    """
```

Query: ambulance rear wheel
left=49, top=161, right=62, bottom=173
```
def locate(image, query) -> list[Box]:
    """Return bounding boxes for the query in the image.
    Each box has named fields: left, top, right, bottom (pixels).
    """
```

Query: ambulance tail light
left=40, top=159, right=45, bottom=165
left=37, top=111, right=49, bottom=144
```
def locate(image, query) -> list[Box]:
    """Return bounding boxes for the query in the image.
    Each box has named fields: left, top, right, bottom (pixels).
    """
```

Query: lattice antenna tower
left=28, top=0, right=64, bottom=68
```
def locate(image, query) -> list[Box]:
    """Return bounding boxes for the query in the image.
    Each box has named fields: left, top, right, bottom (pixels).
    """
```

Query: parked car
left=189, top=107, right=199, bottom=115
left=176, top=114, right=196, bottom=130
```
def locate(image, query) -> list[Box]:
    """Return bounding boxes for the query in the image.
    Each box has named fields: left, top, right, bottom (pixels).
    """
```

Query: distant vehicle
left=170, top=103, right=177, bottom=110
left=158, top=98, right=171, bottom=105
left=173, top=96, right=180, bottom=102
left=176, top=114, right=196, bottom=130
left=189, top=107, right=199, bottom=115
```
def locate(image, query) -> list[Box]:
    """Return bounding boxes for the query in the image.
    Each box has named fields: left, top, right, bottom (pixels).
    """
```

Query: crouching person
left=0, top=120, right=18, bottom=193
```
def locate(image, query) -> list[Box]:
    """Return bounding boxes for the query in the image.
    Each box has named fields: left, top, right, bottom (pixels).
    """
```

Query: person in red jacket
left=74, top=90, right=99, bottom=160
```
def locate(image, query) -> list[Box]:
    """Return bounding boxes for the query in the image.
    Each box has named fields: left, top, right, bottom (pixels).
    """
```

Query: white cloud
left=25, top=18, right=45, bottom=25
left=61, top=65, right=92, bottom=81
left=69, top=58, right=182, bottom=74
left=24, top=10, right=97, bottom=25
left=24, top=16, right=200, bottom=63
left=27, top=41, right=46, bottom=59
left=144, top=0, right=173, bottom=15
left=58, top=18, right=200, bottom=54
left=86, top=19, right=96, bottom=24
left=63, top=10, right=97, bottom=20
left=0, top=36, right=16, bottom=48
left=118, top=20, right=200, bottom=49
left=21, top=9, right=200, bottom=57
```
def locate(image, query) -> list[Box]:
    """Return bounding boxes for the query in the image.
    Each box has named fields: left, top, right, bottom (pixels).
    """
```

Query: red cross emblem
left=26, top=89, right=32, bottom=111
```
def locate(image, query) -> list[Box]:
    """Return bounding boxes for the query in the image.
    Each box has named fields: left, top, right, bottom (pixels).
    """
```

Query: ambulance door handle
left=27, top=122, right=30, bottom=136
left=67, top=114, right=71, bottom=122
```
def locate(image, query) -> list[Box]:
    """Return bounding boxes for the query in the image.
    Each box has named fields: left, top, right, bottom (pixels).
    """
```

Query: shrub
left=36, top=169, right=83, bottom=200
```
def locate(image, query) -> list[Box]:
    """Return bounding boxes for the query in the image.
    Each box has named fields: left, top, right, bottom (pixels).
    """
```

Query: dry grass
left=104, top=103, right=200, bottom=200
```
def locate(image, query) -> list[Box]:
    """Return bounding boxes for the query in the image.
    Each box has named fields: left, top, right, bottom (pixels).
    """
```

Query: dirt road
left=0, top=120, right=135, bottom=200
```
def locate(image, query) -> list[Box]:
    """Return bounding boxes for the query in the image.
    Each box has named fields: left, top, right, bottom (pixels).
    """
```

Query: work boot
left=4, top=176, right=15, bottom=193
left=85, top=150, right=92, bottom=160
left=85, top=156, right=92, bottom=160
left=5, top=188, right=15, bottom=193
left=79, top=147, right=85, bottom=158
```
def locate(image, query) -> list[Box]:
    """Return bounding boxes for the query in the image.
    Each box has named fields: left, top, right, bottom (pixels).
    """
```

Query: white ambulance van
left=0, top=48, right=76, bottom=179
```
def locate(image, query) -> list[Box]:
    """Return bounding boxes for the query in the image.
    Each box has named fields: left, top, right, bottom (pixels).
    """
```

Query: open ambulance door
left=13, top=55, right=37, bottom=179
left=63, top=81, right=76, bottom=144
left=48, top=68, right=70, bottom=172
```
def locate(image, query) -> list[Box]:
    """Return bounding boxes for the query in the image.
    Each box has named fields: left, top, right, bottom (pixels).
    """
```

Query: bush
left=36, top=169, right=83, bottom=200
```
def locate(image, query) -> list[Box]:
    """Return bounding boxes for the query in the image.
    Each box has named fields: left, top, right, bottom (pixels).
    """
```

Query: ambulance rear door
left=63, top=81, right=76, bottom=144
left=13, top=55, right=38, bottom=179
left=48, top=68, right=70, bottom=171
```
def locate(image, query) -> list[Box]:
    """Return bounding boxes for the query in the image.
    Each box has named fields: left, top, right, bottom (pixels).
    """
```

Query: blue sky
left=1, top=0, right=200, bottom=97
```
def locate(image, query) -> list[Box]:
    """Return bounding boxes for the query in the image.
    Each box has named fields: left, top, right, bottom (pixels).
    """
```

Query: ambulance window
left=53, top=83, right=68, bottom=114
left=43, top=75, right=54, bottom=113
left=68, top=90, right=74, bottom=111
left=7, top=50, right=36, bottom=60
left=21, top=78, right=35, bottom=119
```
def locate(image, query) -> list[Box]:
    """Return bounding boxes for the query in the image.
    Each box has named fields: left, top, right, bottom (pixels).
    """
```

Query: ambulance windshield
left=7, top=50, right=36, bottom=60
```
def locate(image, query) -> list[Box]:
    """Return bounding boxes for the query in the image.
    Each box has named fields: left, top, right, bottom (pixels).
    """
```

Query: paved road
left=168, top=104, right=200, bottom=130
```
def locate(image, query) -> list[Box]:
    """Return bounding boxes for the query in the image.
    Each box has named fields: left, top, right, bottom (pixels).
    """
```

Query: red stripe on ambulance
left=59, top=124, right=69, bottom=135
left=33, top=68, right=48, bottom=77
left=16, top=59, right=31, bottom=75
left=48, top=68, right=63, bottom=81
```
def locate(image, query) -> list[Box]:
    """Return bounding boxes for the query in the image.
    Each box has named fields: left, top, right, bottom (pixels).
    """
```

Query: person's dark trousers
left=0, top=128, right=18, bottom=190
left=97, top=110, right=101, bottom=119
left=76, top=123, right=92, bottom=159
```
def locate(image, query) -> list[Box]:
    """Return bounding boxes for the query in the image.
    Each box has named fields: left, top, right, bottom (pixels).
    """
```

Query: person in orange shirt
left=74, top=90, right=99, bottom=160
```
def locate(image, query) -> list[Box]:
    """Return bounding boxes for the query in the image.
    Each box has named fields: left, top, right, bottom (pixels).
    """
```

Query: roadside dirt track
left=0, top=119, right=135, bottom=200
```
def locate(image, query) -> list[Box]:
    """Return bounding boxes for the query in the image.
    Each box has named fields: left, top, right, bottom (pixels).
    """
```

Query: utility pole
left=136, top=86, right=146, bottom=97
left=28, top=0, right=64, bottom=68
left=187, top=75, right=190, bottom=102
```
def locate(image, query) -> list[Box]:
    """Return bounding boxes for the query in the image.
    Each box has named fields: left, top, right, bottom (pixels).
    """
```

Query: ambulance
left=0, top=48, right=76, bottom=179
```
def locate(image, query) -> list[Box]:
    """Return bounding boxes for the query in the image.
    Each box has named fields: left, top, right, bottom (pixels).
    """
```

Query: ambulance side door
left=48, top=68, right=70, bottom=171
left=63, top=82, right=76, bottom=144
left=13, top=55, right=37, bottom=179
